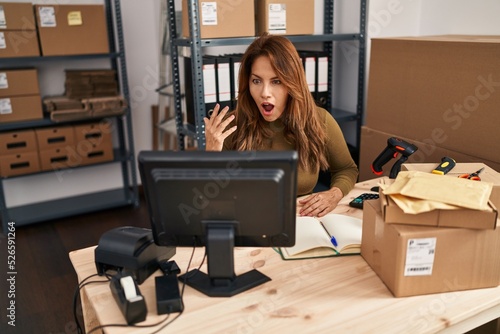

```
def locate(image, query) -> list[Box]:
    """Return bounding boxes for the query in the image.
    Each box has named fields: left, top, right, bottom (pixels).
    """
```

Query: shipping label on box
left=361, top=199, right=500, bottom=297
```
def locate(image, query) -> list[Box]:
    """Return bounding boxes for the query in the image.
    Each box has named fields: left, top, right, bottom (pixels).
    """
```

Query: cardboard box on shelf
left=358, top=126, right=500, bottom=182
left=0, top=151, right=40, bottom=177
left=38, top=146, right=79, bottom=172
left=0, top=2, right=37, bottom=30
left=365, top=35, right=500, bottom=164
left=73, top=122, right=114, bottom=165
left=35, top=126, right=75, bottom=151
left=0, top=95, right=43, bottom=123
left=0, top=129, right=37, bottom=155
left=401, top=162, right=500, bottom=214
left=256, top=0, right=314, bottom=36
left=361, top=199, right=500, bottom=298
left=0, top=30, right=40, bottom=57
left=34, top=4, right=109, bottom=56
left=182, top=0, right=254, bottom=39
left=0, top=69, right=39, bottom=97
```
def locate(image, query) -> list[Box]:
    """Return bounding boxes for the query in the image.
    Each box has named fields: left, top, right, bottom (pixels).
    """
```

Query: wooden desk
left=69, top=179, right=500, bottom=333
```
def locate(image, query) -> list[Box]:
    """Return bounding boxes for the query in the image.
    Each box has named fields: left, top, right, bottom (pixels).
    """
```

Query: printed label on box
left=0, top=73, right=8, bottom=89
left=268, top=4, right=286, bottom=34
left=39, top=7, right=57, bottom=27
left=0, top=5, right=6, bottom=29
left=201, top=2, right=217, bottom=26
left=404, top=238, right=436, bottom=276
left=0, top=98, right=13, bottom=115
left=0, top=32, right=6, bottom=49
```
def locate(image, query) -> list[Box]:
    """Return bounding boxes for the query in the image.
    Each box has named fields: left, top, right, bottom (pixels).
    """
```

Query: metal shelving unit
left=0, top=0, right=139, bottom=234
left=164, top=0, right=367, bottom=152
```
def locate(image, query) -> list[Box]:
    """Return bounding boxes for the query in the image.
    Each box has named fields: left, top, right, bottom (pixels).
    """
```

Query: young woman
left=204, top=33, right=358, bottom=217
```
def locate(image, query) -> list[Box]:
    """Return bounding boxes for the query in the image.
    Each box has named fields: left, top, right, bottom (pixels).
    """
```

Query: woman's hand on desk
left=298, top=187, right=343, bottom=217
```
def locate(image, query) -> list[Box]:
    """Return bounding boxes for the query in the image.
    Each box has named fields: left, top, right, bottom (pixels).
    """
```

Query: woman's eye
left=252, top=79, right=261, bottom=84
left=272, top=80, right=281, bottom=85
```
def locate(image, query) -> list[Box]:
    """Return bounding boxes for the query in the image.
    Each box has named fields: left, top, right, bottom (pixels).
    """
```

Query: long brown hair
left=231, top=33, right=328, bottom=171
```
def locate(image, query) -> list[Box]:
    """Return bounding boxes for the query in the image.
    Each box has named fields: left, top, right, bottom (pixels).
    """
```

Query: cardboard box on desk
left=380, top=191, right=498, bottom=230
left=361, top=199, right=500, bottom=298
left=358, top=126, right=500, bottom=182
left=402, top=162, right=500, bottom=214
left=256, top=0, right=314, bottom=36
left=182, top=0, right=255, bottom=39
left=365, top=35, right=500, bottom=164
left=34, top=5, right=109, bottom=56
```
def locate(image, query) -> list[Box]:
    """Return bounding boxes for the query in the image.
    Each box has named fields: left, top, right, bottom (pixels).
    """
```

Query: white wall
left=6, top=0, right=500, bottom=206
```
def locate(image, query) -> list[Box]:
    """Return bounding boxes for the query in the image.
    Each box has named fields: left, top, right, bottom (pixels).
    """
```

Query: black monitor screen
left=138, top=150, right=298, bottom=297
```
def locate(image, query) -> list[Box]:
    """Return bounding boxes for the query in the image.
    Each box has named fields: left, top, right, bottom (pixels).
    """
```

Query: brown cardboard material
left=0, top=129, right=37, bottom=155
left=0, top=69, right=39, bottom=97
left=38, top=146, right=80, bottom=172
left=73, top=122, right=114, bottom=165
left=401, top=162, right=500, bottom=215
left=34, top=5, right=109, bottom=56
left=0, top=151, right=40, bottom=177
left=0, top=95, right=43, bottom=123
left=365, top=35, right=500, bottom=164
left=0, top=30, right=40, bottom=57
left=0, top=2, right=36, bottom=30
left=182, top=0, right=255, bottom=39
left=35, top=126, right=75, bottom=151
left=361, top=199, right=500, bottom=297
left=256, top=0, right=314, bottom=36
left=358, top=126, right=500, bottom=182
left=380, top=191, right=498, bottom=230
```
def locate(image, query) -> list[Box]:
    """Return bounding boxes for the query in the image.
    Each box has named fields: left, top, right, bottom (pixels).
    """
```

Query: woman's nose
left=261, top=83, right=271, bottom=98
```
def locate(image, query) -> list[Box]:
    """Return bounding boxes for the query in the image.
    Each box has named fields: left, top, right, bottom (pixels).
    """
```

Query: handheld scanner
left=371, top=137, right=418, bottom=176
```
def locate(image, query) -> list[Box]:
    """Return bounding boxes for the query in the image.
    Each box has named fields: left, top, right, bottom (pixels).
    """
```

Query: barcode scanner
left=371, top=137, right=418, bottom=179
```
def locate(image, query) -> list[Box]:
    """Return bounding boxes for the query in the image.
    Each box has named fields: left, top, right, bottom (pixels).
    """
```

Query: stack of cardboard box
left=359, top=35, right=500, bottom=181
left=361, top=163, right=500, bottom=297
left=181, top=0, right=315, bottom=39
left=0, top=2, right=40, bottom=58
left=0, top=68, right=43, bottom=124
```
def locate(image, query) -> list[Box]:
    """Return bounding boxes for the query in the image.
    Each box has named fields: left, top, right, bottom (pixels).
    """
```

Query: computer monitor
left=138, top=150, right=298, bottom=297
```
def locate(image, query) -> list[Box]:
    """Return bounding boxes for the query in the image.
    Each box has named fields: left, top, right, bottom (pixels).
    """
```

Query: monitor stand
left=178, top=222, right=271, bottom=297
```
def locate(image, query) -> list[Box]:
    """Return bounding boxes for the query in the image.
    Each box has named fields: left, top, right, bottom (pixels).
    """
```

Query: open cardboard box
left=402, top=162, right=500, bottom=212
left=380, top=189, right=498, bottom=230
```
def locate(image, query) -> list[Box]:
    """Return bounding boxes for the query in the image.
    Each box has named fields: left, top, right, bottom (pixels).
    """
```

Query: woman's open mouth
left=261, top=102, right=274, bottom=115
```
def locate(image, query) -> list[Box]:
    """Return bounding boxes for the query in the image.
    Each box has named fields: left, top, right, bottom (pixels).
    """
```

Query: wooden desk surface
left=69, top=178, right=500, bottom=333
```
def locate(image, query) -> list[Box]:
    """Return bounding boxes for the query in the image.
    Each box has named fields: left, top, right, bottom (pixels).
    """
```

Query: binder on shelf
left=316, top=51, right=329, bottom=109
left=298, top=50, right=330, bottom=109
left=299, top=51, right=317, bottom=97
left=215, top=55, right=232, bottom=112
left=229, top=53, right=243, bottom=110
left=185, top=56, right=217, bottom=126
